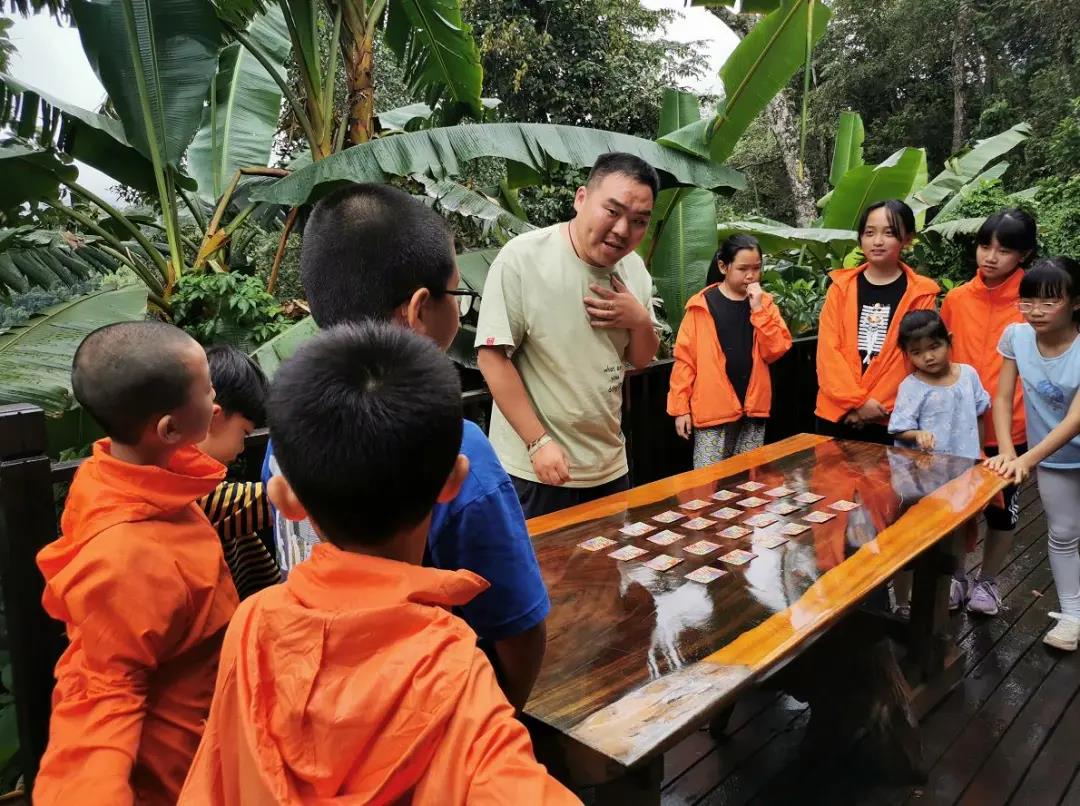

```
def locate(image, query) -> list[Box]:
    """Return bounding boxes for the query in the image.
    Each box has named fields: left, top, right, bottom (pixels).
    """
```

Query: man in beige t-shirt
left=476, top=153, right=660, bottom=518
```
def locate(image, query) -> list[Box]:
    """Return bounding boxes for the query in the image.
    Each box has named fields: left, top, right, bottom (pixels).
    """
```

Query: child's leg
left=732, top=417, right=767, bottom=457
left=693, top=425, right=731, bottom=469
left=892, top=570, right=913, bottom=613
left=1037, top=466, right=1080, bottom=618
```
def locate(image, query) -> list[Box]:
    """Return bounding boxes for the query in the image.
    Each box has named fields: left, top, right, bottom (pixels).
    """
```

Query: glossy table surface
left=523, top=434, right=1008, bottom=770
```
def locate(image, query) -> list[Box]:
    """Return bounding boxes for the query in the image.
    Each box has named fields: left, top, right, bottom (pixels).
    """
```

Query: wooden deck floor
left=653, top=480, right=1080, bottom=806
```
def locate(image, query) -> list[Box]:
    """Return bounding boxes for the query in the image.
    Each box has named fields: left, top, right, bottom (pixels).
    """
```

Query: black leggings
left=815, top=417, right=893, bottom=446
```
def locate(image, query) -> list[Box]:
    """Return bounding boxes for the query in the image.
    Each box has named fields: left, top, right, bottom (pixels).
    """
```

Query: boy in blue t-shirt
left=261, top=183, right=549, bottom=708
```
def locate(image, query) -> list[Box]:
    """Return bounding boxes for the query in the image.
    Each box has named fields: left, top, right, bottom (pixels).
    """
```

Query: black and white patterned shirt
left=856, top=272, right=907, bottom=371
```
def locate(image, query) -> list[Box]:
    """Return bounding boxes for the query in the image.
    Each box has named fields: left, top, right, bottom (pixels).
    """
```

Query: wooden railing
left=0, top=339, right=820, bottom=794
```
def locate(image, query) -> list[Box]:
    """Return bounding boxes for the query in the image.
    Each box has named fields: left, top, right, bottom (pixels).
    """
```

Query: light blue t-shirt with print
left=999, top=322, right=1080, bottom=469
left=888, top=363, right=990, bottom=461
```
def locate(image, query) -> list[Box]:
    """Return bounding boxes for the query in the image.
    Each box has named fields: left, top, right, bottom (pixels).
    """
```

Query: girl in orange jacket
left=815, top=200, right=940, bottom=444
left=940, top=208, right=1037, bottom=615
left=668, top=234, right=792, bottom=468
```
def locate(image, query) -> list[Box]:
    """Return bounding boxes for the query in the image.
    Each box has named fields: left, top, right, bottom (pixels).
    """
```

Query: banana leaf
left=829, top=111, right=865, bottom=188
left=252, top=123, right=744, bottom=206
left=0, top=284, right=148, bottom=414
left=821, top=147, right=926, bottom=232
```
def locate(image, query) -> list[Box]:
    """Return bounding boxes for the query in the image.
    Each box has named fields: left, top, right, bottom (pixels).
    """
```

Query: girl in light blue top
left=887, top=309, right=991, bottom=616
left=987, top=257, right=1080, bottom=651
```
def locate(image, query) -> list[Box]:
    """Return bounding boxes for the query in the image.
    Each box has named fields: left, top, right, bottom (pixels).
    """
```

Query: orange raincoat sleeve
left=752, top=298, right=792, bottom=363
left=421, top=650, right=581, bottom=804
left=816, top=282, right=868, bottom=414
left=667, top=307, right=700, bottom=417
left=37, top=537, right=190, bottom=806
left=939, top=292, right=955, bottom=330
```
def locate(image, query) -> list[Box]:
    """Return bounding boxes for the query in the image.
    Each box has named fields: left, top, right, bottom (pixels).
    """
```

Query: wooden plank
left=912, top=582, right=1060, bottom=805
left=1007, top=672, right=1080, bottom=805
left=957, top=650, right=1080, bottom=806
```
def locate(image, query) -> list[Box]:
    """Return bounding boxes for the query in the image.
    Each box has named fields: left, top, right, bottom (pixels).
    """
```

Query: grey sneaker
left=967, top=579, right=1001, bottom=616
left=949, top=577, right=968, bottom=611
left=1044, top=613, right=1080, bottom=651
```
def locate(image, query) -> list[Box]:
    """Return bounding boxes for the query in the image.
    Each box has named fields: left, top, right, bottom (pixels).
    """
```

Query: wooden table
left=522, top=434, right=1007, bottom=802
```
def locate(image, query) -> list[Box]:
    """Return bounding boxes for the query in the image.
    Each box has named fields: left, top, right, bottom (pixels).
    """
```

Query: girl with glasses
left=987, top=257, right=1080, bottom=650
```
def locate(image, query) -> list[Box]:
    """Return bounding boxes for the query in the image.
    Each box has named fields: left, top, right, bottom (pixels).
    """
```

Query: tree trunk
left=765, top=90, right=819, bottom=226
left=711, top=7, right=818, bottom=225
left=342, top=25, right=376, bottom=147
left=950, top=1, right=971, bottom=154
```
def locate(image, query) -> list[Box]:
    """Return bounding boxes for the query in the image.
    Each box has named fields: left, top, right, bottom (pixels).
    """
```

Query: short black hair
left=977, top=208, right=1038, bottom=264
left=857, top=199, right=916, bottom=241
left=205, top=344, right=268, bottom=426
left=72, top=321, right=199, bottom=444
left=707, top=234, right=762, bottom=285
left=268, top=322, right=463, bottom=547
left=1020, top=257, right=1080, bottom=321
left=898, top=309, right=950, bottom=351
left=586, top=152, right=660, bottom=202
left=300, top=183, right=456, bottom=328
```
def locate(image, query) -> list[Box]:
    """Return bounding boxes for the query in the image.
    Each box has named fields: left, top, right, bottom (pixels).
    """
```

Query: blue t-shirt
left=999, top=323, right=1080, bottom=468
left=261, top=420, right=550, bottom=641
left=888, top=363, right=990, bottom=461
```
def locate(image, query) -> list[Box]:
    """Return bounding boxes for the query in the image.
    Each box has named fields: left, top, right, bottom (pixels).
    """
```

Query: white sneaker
left=1044, top=612, right=1080, bottom=651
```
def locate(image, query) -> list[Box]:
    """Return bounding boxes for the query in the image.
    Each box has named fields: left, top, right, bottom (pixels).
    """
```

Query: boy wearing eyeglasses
left=260, top=184, right=549, bottom=710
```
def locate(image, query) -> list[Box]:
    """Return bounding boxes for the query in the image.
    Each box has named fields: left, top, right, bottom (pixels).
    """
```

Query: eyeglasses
left=1017, top=299, right=1067, bottom=314
left=447, top=288, right=482, bottom=318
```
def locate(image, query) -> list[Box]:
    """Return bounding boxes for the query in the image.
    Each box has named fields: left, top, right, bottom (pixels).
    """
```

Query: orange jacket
left=940, top=268, right=1026, bottom=446
left=35, top=441, right=237, bottom=806
left=667, top=286, right=792, bottom=427
left=178, top=543, right=579, bottom=805
left=815, top=263, right=940, bottom=423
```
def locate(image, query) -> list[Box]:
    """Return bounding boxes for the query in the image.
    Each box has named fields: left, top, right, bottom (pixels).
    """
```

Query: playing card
left=648, top=529, right=684, bottom=546
left=710, top=507, right=742, bottom=520
left=830, top=499, right=860, bottom=511
left=781, top=522, right=811, bottom=536
left=719, top=525, right=752, bottom=539
left=680, top=499, right=712, bottom=511
left=683, top=517, right=716, bottom=531
left=711, top=490, right=739, bottom=501
left=685, top=566, right=727, bottom=584
left=744, top=513, right=780, bottom=528
left=644, top=554, right=683, bottom=571
left=803, top=510, right=836, bottom=523
left=609, top=545, right=648, bottom=561
left=737, top=496, right=768, bottom=508
left=683, top=539, right=721, bottom=556
left=719, top=549, right=756, bottom=566
left=793, top=492, right=825, bottom=504
left=619, top=521, right=656, bottom=537
left=737, top=481, right=766, bottom=492
left=765, top=501, right=800, bottom=515
left=765, top=486, right=796, bottom=498
left=756, top=534, right=789, bottom=549
left=578, top=536, right=617, bottom=551
left=653, top=510, right=685, bottom=524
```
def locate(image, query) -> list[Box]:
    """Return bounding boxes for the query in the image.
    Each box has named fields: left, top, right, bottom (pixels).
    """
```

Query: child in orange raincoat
left=940, top=209, right=1037, bottom=615
left=668, top=234, right=792, bottom=468
left=35, top=321, right=239, bottom=806
left=179, top=323, right=578, bottom=805
left=815, top=200, right=940, bottom=444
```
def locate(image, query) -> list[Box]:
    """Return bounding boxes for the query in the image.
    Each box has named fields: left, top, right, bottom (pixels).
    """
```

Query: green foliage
left=760, top=260, right=828, bottom=337
left=172, top=270, right=289, bottom=349
left=462, top=0, right=710, bottom=139
left=1033, top=175, right=1080, bottom=260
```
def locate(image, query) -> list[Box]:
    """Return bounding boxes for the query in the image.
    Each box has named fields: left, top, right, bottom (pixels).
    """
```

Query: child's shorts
left=983, top=443, right=1027, bottom=532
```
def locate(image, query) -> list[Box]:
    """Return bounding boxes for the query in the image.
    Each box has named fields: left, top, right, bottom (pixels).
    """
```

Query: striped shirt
left=199, top=481, right=283, bottom=600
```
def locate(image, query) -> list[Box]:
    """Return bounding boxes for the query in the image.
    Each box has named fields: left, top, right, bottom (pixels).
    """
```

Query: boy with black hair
left=197, top=345, right=282, bottom=600
left=262, top=182, right=549, bottom=710
left=35, top=321, right=238, bottom=805
left=182, top=323, right=577, bottom=804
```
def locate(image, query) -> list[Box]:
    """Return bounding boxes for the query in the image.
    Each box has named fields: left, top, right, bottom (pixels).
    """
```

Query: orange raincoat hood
left=180, top=543, right=579, bottom=804
left=40, top=441, right=226, bottom=601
